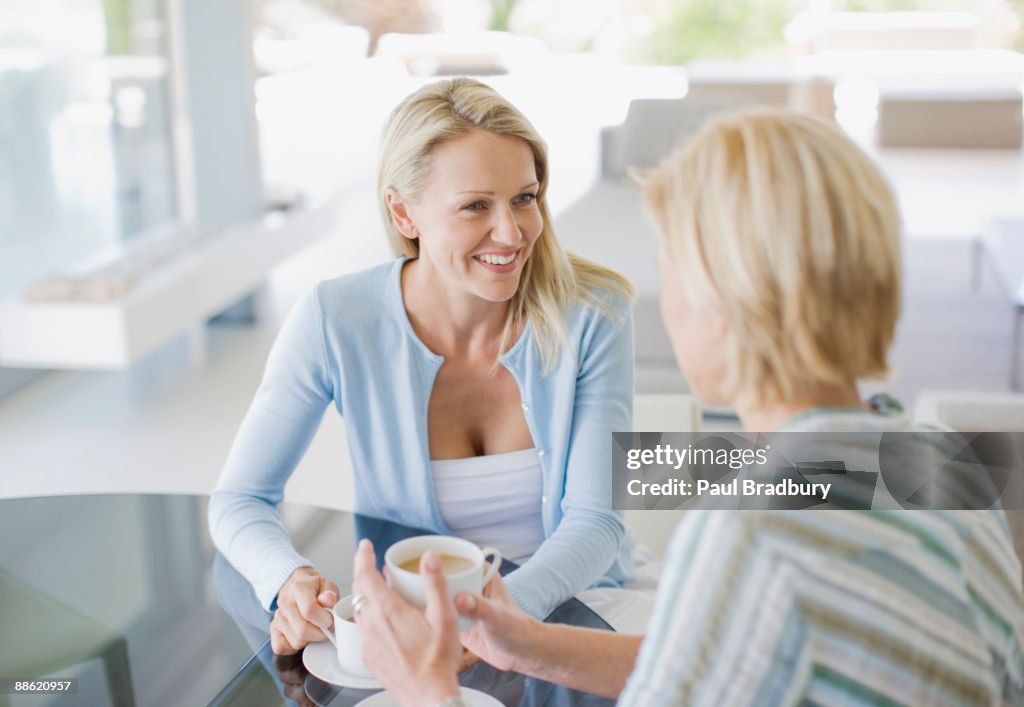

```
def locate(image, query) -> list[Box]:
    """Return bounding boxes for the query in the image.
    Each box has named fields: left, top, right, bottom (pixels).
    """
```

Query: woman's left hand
left=352, top=539, right=463, bottom=707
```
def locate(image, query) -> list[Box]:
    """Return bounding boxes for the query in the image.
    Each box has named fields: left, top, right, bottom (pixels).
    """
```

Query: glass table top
left=0, top=494, right=616, bottom=706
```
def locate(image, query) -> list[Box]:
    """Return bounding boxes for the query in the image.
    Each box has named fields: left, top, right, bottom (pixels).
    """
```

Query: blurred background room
left=3, top=3, right=1024, bottom=704
left=2, top=0, right=1024, bottom=524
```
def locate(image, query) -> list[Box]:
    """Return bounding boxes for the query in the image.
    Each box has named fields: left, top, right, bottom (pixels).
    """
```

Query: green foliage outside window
left=489, top=0, right=520, bottom=32
left=639, top=0, right=797, bottom=64
left=833, top=0, right=1024, bottom=50
left=1007, top=0, right=1024, bottom=50
left=633, top=0, right=1024, bottom=64
left=103, top=0, right=133, bottom=54
left=835, top=0, right=920, bottom=10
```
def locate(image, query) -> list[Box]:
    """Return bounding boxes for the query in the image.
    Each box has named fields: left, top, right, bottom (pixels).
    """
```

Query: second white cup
left=319, top=594, right=373, bottom=678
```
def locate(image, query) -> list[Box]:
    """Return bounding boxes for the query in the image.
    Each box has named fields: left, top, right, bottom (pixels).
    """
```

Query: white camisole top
left=431, top=448, right=545, bottom=565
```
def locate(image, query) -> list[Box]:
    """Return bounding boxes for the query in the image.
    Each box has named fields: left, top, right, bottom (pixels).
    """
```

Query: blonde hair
left=378, top=78, right=633, bottom=371
left=642, top=108, right=901, bottom=404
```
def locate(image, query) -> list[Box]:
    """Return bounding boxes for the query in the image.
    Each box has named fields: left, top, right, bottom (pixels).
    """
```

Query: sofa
left=555, top=97, right=745, bottom=392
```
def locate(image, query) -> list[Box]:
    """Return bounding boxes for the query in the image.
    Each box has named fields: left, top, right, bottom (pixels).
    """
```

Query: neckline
left=430, top=446, right=540, bottom=463
left=777, top=405, right=907, bottom=433
left=391, top=258, right=444, bottom=364
left=432, top=446, right=544, bottom=473
left=389, top=257, right=533, bottom=365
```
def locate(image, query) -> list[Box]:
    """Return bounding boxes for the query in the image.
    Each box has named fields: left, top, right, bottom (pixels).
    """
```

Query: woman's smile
left=472, top=250, right=520, bottom=273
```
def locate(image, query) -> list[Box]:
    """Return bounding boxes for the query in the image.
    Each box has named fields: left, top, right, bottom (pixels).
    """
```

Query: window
left=0, top=0, right=177, bottom=297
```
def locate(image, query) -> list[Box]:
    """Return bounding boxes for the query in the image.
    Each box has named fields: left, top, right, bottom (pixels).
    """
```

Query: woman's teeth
left=475, top=253, right=516, bottom=265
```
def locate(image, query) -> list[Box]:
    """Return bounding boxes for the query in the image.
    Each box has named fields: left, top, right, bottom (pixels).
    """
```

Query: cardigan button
left=537, top=449, right=545, bottom=457
left=542, top=495, right=550, bottom=503
left=521, top=402, right=529, bottom=412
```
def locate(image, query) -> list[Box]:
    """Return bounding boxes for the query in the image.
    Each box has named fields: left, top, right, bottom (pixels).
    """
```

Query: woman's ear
left=385, top=189, right=418, bottom=240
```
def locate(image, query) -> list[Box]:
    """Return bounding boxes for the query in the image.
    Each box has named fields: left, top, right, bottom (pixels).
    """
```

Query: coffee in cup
left=397, top=553, right=476, bottom=575
left=383, top=535, right=501, bottom=631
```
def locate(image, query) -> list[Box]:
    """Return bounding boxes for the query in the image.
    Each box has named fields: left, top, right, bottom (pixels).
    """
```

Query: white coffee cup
left=384, top=535, right=501, bottom=631
left=319, top=594, right=373, bottom=678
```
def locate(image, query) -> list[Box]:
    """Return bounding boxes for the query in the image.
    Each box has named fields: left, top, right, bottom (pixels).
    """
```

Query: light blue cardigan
left=208, top=258, right=636, bottom=619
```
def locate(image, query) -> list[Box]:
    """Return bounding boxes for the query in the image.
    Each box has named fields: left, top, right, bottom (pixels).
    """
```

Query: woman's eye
left=515, top=193, right=537, bottom=205
left=462, top=201, right=485, bottom=211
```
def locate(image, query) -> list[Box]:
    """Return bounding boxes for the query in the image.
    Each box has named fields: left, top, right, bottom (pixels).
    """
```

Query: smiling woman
left=208, top=78, right=638, bottom=656
left=378, top=77, right=633, bottom=372
left=385, top=129, right=544, bottom=316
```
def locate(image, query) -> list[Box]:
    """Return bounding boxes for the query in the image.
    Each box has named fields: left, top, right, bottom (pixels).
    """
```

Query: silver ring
left=351, top=593, right=368, bottom=618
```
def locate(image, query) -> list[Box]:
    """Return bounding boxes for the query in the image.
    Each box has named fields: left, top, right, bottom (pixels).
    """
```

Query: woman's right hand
left=456, top=575, right=545, bottom=673
left=270, top=566, right=340, bottom=654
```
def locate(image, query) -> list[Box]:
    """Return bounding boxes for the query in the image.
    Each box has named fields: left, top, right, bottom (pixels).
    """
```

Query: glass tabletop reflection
left=211, top=513, right=618, bottom=707
left=0, top=495, right=617, bottom=706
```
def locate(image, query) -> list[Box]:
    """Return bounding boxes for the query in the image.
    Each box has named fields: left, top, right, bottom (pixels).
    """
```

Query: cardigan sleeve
left=504, top=296, right=634, bottom=619
left=208, top=286, right=335, bottom=610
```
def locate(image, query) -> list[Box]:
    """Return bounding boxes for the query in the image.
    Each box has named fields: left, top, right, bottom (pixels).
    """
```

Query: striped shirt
left=619, top=410, right=1024, bottom=706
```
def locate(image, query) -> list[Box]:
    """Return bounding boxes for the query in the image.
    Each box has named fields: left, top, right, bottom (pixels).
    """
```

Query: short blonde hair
left=642, top=108, right=901, bottom=404
left=378, top=78, right=633, bottom=371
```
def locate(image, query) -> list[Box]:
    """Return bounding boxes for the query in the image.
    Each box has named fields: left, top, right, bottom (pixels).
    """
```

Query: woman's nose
left=491, top=206, right=523, bottom=246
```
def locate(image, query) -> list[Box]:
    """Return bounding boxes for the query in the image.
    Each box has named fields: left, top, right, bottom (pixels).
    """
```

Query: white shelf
left=0, top=193, right=344, bottom=369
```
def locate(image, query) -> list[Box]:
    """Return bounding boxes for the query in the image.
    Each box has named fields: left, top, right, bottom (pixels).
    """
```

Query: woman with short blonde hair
left=644, top=107, right=901, bottom=407
left=349, top=108, right=1024, bottom=707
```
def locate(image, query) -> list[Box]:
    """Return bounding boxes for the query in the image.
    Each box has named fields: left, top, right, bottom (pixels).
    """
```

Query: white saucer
left=355, top=687, right=501, bottom=706
left=302, top=640, right=383, bottom=690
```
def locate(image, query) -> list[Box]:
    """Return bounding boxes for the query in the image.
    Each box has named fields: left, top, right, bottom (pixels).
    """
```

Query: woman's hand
left=270, top=567, right=339, bottom=655
left=456, top=574, right=544, bottom=674
left=458, top=648, right=482, bottom=673
left=352, top=539, right=463, bottom=706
